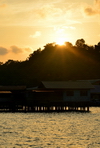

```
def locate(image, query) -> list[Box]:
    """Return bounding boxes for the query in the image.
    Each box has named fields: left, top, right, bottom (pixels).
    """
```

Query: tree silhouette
left=75, top=39, right=85, bottom=48
left=0, top=39, right=100, bottom=86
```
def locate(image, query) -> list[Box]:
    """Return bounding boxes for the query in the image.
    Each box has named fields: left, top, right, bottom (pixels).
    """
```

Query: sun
left=56, top=37, right=66, bottom=45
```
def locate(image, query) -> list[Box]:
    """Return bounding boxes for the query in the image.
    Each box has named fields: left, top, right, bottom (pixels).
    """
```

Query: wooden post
left=36, top=106, right=38, bottom=111
left=47, top=106, right=50, bottom=111
left=24, top=105, right=26, bottom=112
left=87, top=106, right=89, bottom=112
left=55, top=106, right=57, bottom=111
left=83, top=107, right=85, bottom=111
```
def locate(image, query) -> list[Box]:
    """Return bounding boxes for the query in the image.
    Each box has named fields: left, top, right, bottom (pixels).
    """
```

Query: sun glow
left=56, top=37, right=66, bottom=45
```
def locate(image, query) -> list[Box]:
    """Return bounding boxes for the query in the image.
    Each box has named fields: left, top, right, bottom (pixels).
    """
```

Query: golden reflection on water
left=0, top=107, right=100, bottom=148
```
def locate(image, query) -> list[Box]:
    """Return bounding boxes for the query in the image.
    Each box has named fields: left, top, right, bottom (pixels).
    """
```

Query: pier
left=0, top=102, right=90, bottom=112
left=0, top=81, right=94, bottom=113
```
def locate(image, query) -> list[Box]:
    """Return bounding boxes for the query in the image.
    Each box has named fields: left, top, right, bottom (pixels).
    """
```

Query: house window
left=80, top=90, right=88, bottom=96
left=66, top=90, right=74, bottom=96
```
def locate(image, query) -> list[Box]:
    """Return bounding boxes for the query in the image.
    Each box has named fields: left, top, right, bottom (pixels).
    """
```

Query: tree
left=75, top=39, right=85, bottom=48
left=65, top=42, right=73, bottom=48
left=95, top=42, right=100, bottom=53
left=28, top=48, right=41, bottom=61
left=0, top=62, right=3, bottom=65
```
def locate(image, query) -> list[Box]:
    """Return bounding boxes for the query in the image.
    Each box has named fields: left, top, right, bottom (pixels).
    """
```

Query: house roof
left=0, top=91, right=12, bottom=93
left=78, top=79, right=100, bottom=85
left=39, top=81, right=94, bottom=89
left=0, top=86, right=26, bottom=91
left=27, top=86, right=38, bottom=90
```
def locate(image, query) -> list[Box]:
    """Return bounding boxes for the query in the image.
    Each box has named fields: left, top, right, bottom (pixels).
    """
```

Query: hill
left=0, top=39, right=100, bottom=86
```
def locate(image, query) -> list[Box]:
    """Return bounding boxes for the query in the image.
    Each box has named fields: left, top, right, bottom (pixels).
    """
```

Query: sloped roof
left=40, top=81, right=94, bottom=89
left=0, top=91, right=12, bottom=93
left=78, top=79, right=100, bottom=85
left=27, top=86, right=38, bottom=90
left=0, top=86, right=26, bottom=91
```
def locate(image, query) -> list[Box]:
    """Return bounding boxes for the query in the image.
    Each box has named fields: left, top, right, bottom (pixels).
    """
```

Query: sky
left=0, top=0, right=100, bottom=63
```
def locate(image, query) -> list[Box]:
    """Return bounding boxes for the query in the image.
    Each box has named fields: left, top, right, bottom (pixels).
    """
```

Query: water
left=0, top=107, right=100, bottom=148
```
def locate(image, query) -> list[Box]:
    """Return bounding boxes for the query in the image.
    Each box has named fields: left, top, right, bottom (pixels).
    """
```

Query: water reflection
left=0, top=107, right=100, bottom=148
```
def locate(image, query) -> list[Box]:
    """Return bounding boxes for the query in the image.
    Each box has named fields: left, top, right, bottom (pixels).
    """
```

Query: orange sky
left=0, top=0, right=100, bottom=63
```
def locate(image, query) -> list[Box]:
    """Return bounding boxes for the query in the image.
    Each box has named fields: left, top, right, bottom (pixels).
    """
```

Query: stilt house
left=28, top=81, right=94, bottom=107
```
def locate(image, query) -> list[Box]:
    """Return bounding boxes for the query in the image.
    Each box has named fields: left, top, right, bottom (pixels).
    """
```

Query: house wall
left=0, top=93, right=13, bottom=102
left=26, top=91, right=63, bottom=105
left=63, top=90, right=90, bottom=102
left=91, top=94, right=100, bottom=101
left=26, top=89, right=91, bottom=106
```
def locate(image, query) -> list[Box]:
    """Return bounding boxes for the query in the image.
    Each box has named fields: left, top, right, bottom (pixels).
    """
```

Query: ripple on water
left=0, top=107, right=100, bottom=147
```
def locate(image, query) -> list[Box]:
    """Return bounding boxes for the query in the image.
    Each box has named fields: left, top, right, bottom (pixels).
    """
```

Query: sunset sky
left=0, top=0, right=100, bottom=63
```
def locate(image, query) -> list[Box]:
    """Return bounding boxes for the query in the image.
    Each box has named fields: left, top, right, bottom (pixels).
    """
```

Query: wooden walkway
left=0, top=104, right=90, bottom=112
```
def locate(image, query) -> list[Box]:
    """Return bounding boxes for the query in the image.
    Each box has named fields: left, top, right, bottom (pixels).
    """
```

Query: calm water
left=0, top=107, right=100, bottom=148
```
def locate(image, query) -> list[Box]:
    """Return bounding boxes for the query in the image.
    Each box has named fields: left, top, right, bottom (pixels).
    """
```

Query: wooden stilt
left=87, top=106, right=89, bottom=112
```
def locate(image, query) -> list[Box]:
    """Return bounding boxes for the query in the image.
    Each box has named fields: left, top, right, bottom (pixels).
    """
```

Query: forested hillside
left=0, top=39, right=100, bottom=87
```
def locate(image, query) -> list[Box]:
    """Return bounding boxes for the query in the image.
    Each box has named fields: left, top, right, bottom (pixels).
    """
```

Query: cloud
left=84, top=7, right=97, bottom=16
left=10, top=45, right=22, bottom=54
left=95, top=0, right=100, bottom=8
left=0, top=0, right=82, bottom=27
left=35, top=4, right=63, bottom=20
left=63, top=26, right=76, bottom=30
left=0, top=4, right=7, bottom=8
left=25, top=47, right=32, bottom=52
left=10, top=45, right=32, bottom=54
left=29, top=31, right=41, bottom=38
left=0, top=47, right=8, bottom=55
left=54, top=26, right=76, bottom=35
left=84, top=0, right=100, bottom=16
